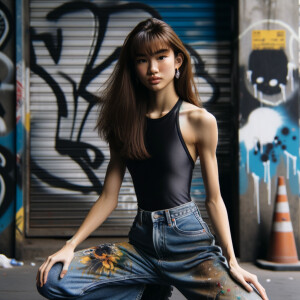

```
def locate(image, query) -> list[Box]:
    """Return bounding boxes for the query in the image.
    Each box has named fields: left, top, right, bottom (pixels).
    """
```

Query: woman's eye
left=158, top=56, right=167, bottom=60
left=136, top=59, right=146, bottom=64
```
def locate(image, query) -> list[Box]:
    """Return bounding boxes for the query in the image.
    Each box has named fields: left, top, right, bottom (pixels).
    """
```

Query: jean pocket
left=172, top=212, right=206, bottom=235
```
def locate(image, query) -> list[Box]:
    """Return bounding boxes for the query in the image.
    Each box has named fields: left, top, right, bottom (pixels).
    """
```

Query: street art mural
left=28, top=0, right=231, bottom=234
left=239, top=19, right=299, bottom=224
left=0, top=0, right=16, bottom=243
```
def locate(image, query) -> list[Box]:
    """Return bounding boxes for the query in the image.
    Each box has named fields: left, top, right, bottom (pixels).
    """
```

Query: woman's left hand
left=228, top=262, right=268, bottom=300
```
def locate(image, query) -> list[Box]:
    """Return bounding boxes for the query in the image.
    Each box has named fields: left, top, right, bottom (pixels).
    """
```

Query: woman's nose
left=148, top=60, right=158, bottom=74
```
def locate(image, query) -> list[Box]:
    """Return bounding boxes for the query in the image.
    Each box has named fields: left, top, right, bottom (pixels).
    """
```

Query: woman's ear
left=175, top=53, right=184, bottom=69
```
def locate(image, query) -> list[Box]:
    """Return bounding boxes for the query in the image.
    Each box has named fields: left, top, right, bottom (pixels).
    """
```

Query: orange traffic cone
left=257, top=176, right=300, bottom=270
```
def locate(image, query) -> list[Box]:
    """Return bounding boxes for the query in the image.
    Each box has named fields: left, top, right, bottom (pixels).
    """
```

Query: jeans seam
left=172, top=225, right=206, bottom=236
left=163, top=224, right=167, bottom=255
left=172, top=213, right=207, bottom=236
left=172, top=211, right=194, bottom=220
left=194, top=210, right=204, bottom=223
left=201, top=221, right=215, bottom=240
left=81, top=275, right=159, bottom=294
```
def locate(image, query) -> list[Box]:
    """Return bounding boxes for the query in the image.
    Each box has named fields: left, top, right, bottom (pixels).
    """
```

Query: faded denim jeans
left=37, top=201, right=262, bottom=299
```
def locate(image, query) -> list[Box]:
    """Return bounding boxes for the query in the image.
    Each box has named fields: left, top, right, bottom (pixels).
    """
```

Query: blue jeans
left=37, top=201, right=262, bottom=299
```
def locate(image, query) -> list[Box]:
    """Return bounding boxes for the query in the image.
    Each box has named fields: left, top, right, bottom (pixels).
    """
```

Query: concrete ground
left=0, top=260, right=299, bottom=300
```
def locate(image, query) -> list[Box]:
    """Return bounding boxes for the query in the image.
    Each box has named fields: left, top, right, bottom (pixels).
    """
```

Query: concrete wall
left=238, top=0, right=299, bottom=261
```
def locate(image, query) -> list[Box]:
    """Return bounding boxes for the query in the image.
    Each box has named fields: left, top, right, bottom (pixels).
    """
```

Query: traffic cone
left=257, top=176, right=300, bottom=270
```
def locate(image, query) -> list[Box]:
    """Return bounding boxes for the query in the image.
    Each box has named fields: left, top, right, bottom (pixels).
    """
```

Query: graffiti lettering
left=30, top=1, right=217, bottom=194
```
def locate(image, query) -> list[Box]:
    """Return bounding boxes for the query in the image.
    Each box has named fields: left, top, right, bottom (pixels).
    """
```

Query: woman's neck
left=147, top=85, right=179, bottom=117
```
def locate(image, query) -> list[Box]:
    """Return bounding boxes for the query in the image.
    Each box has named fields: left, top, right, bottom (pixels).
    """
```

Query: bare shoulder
left=180, top=101, right=217, bottom=130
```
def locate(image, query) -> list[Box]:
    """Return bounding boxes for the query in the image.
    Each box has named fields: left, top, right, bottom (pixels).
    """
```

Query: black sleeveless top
left=125, top=98, right=195, bottom=211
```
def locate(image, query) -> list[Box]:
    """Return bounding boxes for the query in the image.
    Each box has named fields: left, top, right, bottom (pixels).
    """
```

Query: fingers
left=244, top=273, right=268, bottom=300
left=43, top=256, right=56, bottom=285
left=248, top=278, right=268, bottom=300
left=60, top=263, right=70, bottom=279
left=229, top=268, right=253, bottom=292
left=254, top=284, right=268, bottom=300
left=37, top=256, right=56, bottom=287
left=37, top=261, right=47, bottom=287
left=36, top=246, right=75, bottom=288
left=238, top=275, right=253, bottom=293
left=37, top=262, right=44, bottom=287
left=229, top=267, right=268, bottom=300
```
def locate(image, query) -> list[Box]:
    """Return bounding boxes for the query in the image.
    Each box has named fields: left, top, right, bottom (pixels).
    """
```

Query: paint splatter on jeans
left=37, top=201, right=262, bottom=299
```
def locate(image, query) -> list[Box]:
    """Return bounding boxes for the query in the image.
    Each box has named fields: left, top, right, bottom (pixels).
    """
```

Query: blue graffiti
left=240, top=105, right=299, bottom=196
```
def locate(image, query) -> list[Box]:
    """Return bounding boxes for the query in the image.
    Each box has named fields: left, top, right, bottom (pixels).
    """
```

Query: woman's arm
left=37, top=145, right=126, bottom=287
left=65, top=146, right=126, bottom=249
left=193, top=110, right=268, bottom=300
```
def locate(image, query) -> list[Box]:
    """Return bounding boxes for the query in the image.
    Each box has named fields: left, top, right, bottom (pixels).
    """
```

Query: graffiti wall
left=238, top=0, right=299, bottom=260
left=0, top=0, right=15, bottom=256
left=27, top=0, right=235, bottom=238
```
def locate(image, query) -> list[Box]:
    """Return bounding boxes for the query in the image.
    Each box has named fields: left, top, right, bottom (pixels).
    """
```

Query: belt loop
left=165, top=210, right=172, bottom=227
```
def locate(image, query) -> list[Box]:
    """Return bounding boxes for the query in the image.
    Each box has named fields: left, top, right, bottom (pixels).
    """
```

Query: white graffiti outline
left=0, top=9, right=9, bottom=48
left=238, top=19, right=299, bottom=60
left=0, top=152, right=6, bottom=208
left=240, top=19, right=298, bottom=106
left=263, top=160, right=271, bottom=205
left=252, top=172, right=260, bottom=224
left=0, top=52, right=14, bottom=89
left=283, top=150, right=297, bottom=179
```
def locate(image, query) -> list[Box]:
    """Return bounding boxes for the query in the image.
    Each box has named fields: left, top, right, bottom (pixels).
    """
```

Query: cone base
left=256, top=259, right=300, bottom=271
left=268, top=232, right=298, bottom=263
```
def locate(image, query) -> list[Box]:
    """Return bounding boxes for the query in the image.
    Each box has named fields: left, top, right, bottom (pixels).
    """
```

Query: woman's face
left=134, top=43, right=182, bottom=93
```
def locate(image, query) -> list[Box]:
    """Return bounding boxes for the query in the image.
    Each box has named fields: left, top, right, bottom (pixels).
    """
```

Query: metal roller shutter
left=28, top=0, right=234, bottom=236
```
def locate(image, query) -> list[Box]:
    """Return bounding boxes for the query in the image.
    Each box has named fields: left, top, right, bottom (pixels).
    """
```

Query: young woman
left=37, top=18, right=268, bottom=300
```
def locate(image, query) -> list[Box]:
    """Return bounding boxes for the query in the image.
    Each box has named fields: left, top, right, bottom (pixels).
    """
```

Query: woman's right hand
left=36, top=243, right=75, bottom=287
left=36, top=146, right=125, bottom=288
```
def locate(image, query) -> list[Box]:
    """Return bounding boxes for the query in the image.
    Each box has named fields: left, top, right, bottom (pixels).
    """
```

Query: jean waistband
left=137, top=201, right=201, bottom=225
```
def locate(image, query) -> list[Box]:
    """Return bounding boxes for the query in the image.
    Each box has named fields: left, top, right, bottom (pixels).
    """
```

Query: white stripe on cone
left=277, top=185, right=287, bottom=195
left=275, top=202, right=290, bottom=213
left=273, top=221, right=293, bottom=232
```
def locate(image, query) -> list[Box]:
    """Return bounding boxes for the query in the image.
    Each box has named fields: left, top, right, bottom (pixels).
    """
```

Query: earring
left=175, top=68, right=180, bottom=79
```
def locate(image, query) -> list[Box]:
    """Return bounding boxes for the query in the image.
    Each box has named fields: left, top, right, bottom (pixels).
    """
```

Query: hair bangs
left=131, top=31, right=171, bottom=58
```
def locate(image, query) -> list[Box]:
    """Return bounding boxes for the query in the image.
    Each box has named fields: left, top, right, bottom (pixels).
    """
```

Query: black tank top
left=125, top=98, right=195, bottom=211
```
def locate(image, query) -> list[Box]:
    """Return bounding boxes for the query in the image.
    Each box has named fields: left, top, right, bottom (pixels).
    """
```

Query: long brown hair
left=96, top=18, right=201, bottom=160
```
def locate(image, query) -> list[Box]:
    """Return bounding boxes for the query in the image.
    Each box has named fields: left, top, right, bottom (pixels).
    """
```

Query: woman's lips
left=148, top=77, right=161, bottom=84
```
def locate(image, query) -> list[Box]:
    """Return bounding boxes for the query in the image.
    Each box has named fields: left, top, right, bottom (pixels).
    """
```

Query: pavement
left=0, top=260, right=299, bottom=300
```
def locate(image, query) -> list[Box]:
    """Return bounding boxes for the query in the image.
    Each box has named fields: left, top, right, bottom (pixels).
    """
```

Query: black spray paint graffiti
left=254, top=126, right=297, bottom=163
left=248, top=50, right=288, bottom=98
left=185, top=44, right=220, bottom=103
left=30, top=1, right=219, bottom=194
left=0, top=1, right=11, bottom=50
left=0, top=1, right=13, bottom=134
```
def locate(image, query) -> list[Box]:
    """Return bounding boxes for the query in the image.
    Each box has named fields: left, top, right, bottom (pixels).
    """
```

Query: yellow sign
left=252, top=30, right=285, bottom=50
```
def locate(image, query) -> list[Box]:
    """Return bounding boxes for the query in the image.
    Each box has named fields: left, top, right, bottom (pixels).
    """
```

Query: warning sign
left=252, top=30, right=285, bottom=50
